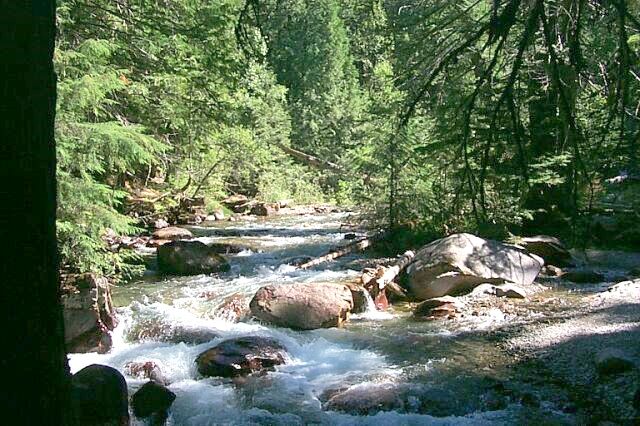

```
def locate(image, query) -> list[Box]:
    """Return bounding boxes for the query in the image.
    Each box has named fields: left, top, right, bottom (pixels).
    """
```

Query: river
left=68, top=211, right=638, bottom=425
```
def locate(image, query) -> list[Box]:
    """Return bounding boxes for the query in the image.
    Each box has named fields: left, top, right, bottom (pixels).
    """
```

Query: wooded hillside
left=55, top=0, right=640, bottom=279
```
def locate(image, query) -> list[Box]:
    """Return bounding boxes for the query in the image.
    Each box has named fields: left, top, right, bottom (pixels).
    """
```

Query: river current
left=68, top=212, right=578, bottom=425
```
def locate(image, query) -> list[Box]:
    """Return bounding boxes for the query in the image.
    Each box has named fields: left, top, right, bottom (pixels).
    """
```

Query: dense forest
left=55, top=0, right=640, bottom=281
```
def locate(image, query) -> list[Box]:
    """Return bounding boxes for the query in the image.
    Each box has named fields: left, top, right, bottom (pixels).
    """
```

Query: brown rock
left=124, top=361, right=167, bottom=385
left=157, top=240, right=230, bottom=275
left=62, top=274, right=116, bottom=354
left=250, top=283, right=353, bottom=330
left=324, top=383, right=404, bottom=415
left=195, top=336, right=286, bottom=378
left=251, top=202, right=280, bottom=216
left=414, top=296, right=463, bottom=319
left=152, top=226, right=193, bottom=241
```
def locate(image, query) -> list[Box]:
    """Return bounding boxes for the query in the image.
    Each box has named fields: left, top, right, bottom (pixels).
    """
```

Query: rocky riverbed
left=67, top=211, right=640, bottom=425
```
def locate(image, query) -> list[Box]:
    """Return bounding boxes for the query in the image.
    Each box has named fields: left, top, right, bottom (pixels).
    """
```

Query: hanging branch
left=614, top=0, right=636, bottom=169
left=192, top=157, right=225, bottom=199
left=399, top=21, right=492, bottom=127
left=539, top=3, right=591, bottom=227
left=478, top=0, right=544, bottom=212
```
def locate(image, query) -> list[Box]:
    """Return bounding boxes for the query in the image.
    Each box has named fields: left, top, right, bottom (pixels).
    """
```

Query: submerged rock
left=519, top=235, right=573, bottom=267
left=595, top=348, right=635, bottom=375
left=127, top=317, right=220, bottom=345
left=324, top=382, right=405, bottom=415
left=562, top=270, right=605, bottom=284
left=250, top=283, right=353, bottom=330
left=131, top=381, right=176, bottom=420
left=406, top=233, right=542, bottom=300
left=195, top=336, right=286, bottom=378
left=72, top=364, right=129, bottom=426
left=283, top=255, right=314, bottom=267
left=157, top=240, right=230, bottom=275
left=62, top=274, right=116, bottom=354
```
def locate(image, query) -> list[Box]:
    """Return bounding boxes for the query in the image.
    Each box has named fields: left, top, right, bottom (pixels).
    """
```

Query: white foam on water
left=69, top=213, right=542, bottom=425
left=351, top=291, right=396, bottom=321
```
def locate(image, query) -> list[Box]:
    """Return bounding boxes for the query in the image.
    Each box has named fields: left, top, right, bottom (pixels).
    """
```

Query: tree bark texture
left=0, top=1, right=73, bottom=424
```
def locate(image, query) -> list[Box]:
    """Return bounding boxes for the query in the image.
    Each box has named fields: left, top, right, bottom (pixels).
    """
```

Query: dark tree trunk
left=1, top=1, right=73, bottom=424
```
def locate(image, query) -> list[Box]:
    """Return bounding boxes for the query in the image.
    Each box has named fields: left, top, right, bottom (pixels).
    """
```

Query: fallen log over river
left=297, top=232, right=385, bottom=270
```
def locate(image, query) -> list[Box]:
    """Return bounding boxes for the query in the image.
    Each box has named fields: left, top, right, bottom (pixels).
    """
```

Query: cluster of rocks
left=71, top=363, right=175, bottom=425
left=222, top=195, right=287, bottom=217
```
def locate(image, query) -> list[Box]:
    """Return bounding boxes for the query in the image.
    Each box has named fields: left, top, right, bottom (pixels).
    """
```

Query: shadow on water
left=73, top=213, right=640, bottom=424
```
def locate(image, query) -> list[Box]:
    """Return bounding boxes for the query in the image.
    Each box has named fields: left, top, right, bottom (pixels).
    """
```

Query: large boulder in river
left=61, top=274, right=117, bottom=353
left=250, top=283, right=353, bottom=330
left=72, top=364, right=129, bottom=426
left=406, top=233, right=542, bottom=300
left=157, top=240, right=230, bottom=275
left=196, top=336, right=287, bottom=378
left=519, top=235, right=573, bottom=267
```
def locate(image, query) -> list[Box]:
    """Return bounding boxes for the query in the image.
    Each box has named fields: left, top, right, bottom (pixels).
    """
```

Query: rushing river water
left=68, top=212, right=594, bottom=425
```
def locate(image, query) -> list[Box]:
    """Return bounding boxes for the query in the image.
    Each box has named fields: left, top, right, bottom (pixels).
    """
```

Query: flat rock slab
left=152, top=226, right=193, bottom=241
left=414, top=296, right=465, bottom=319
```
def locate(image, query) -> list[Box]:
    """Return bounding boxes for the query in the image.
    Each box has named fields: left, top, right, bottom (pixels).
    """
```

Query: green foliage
left=56, top=0, right=640, bottom=280
left=55, top=32, right=166, bottom=278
